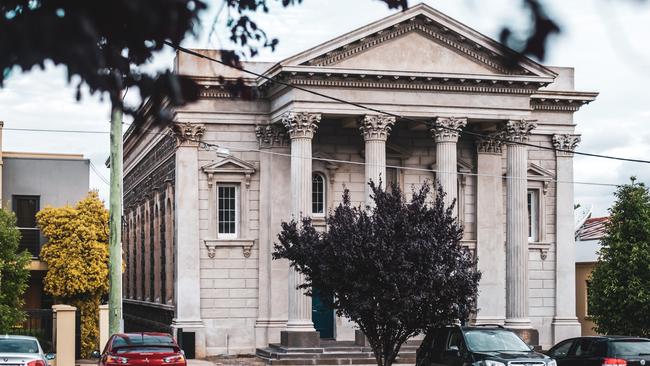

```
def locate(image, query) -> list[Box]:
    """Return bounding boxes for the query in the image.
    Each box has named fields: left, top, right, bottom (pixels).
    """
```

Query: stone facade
left=122, top=4, right=598, bottom=355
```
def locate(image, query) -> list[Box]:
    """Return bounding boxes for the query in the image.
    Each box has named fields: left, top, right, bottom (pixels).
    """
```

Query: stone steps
left=256, top=341, right=419, bottom=365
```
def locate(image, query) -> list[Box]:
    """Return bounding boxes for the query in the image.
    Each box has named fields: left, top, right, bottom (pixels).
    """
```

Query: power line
left=89, top=160, right=110, bottom=185
left=0, top=123, right=628, bottom=187
left=164, top=41, right=650, bottom=165
left=193, top=137, right=621, bottom=188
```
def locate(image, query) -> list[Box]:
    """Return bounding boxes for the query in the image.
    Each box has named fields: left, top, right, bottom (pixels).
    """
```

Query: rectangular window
left=528, top=190, right=538, bottom=242
left=217, top=185, right=238, bottom=238
left=13, top=195, right=40, bottom=257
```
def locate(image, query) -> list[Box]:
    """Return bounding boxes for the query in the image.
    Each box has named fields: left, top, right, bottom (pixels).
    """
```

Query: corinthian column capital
left=476, top=133, right=505, bottom=155
left=552, top=134, right=581, bottom=157
left=255, top=124, right=288, bottom=148
left=359, top=114, right=396, bottom=141
left=173, top=122, right=206, bottom=147
left=281, top=112, right=321, bottom=139
left=502, top=120, right=537, bottom=144
left=429, top=117, right=467, bottom=143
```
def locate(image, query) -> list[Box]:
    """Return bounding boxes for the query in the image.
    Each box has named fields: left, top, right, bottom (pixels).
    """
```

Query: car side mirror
left=45, top=353, right=56, bottom=360
left=90, top=350, right=101, bottom=359
left=529, top=345, right=535, bottom=351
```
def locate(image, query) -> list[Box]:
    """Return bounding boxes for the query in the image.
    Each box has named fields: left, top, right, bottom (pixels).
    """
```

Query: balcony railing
left=18, top=227, right=41, bottom=257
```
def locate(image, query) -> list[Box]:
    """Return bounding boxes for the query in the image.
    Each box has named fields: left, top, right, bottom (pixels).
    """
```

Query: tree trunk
left=415, top=328, right=435, bottom=366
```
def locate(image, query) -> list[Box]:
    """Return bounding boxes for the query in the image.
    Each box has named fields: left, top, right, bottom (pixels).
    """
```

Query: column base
left=473, top=316, right=505, bottom=326
left=281, top=330, right=320, bottom=348
left=552, top=317, right=581, bottom=343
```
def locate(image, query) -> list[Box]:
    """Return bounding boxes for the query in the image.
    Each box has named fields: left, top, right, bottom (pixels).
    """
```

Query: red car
left=92, top=332, right=186, bottom=366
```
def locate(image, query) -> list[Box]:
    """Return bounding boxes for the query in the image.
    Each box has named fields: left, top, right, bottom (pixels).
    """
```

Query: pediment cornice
left=279, top=4, right=557, bottom=79
left=258, top=67, right=552, bottom=96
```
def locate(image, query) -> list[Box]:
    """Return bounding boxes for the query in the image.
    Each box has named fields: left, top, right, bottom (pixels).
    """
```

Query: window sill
left=204, top=238, right=257, bottom=258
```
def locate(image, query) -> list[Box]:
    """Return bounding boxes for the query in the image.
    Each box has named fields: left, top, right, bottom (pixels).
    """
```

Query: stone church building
left=122, top=3, right=597, bottom=357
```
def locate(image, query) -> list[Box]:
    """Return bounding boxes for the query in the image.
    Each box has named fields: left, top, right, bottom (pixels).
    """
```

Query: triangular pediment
left=202, top=156, right=255, bottom=175
left=528, top=163, right=554, bottom=181
left=281, top=4, right=556, bottom=78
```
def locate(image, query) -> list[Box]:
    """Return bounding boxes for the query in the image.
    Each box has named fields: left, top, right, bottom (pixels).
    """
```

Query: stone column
left=135, top=206, right=143, bottom=300
left=359, top=115, right=395, bottom=205
left=552, top=134, right=582, bottom=342
left=172, top=122, right=206, bottom=358
left=475, top=135, right=506, bottom=325
left=430, top=117, right=467, bottom=210
left=144, top=199, right=152, bottom=301
left=153, top=191, right=162, bottom=303
left=281, top=112, right=321, bottom=348
left=503, top=120, right=537, bottom=341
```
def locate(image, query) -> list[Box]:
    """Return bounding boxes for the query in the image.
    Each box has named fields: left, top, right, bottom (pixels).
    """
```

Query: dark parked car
left=421, top=325, right=556, bottom=366
left=92, top=332, right=186, bottom=366
left=547, top=336, right=650, bottom=366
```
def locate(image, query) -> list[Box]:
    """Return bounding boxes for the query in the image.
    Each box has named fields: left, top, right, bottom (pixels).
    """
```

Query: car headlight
left=547, top=360, right=557, bottom=366
left=480, top=361, right=506, bottom=366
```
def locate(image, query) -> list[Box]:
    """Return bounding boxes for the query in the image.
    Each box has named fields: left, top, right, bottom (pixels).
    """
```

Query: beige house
left=575, top=214, right=608, bottom=336
left=122, top=4, right=597, bottom=356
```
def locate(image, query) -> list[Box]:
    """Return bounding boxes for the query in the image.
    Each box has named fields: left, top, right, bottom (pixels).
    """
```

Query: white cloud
left=2, top=0, right=649, bottom=214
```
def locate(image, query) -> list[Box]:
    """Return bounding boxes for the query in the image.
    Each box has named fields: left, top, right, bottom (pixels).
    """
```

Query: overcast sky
left=2, top=0, right=649, bottom=217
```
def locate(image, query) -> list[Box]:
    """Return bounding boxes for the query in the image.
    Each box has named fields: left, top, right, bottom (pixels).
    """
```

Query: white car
left=0, top=335, right=55, bottom=366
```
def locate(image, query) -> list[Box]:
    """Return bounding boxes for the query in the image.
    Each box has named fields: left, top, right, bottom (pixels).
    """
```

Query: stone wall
left=123, top=132, right=177, bottom=328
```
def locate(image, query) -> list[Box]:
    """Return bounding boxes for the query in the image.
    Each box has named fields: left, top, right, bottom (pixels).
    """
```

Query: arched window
left=312, top=173, right=325, bottom=215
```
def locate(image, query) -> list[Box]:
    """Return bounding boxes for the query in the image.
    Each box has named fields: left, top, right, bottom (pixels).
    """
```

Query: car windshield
left=610, top=340, right=650, bottom=356
left=464, top=330, right=531, bottom=352
left=112, top=334, right=175, bottom=349
left=115, top=346, right=176, bottom=354
left=0, top=339, right=40, bottom=353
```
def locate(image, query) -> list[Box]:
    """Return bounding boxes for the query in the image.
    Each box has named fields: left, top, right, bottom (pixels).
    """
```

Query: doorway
left=312, top=288, right=334, bottom=339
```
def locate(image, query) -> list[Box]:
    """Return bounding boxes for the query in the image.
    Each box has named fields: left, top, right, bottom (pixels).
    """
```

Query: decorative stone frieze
left=255, top=124, right=288, bottom=148
left=429, top=117, right=467, bottom=143
left=359, top=114, right=396, bottom=141
left=502, top=120, right=537, bottom=143
left=281, top=112, right=321, bottom=139
left=552, top=134, right=581, bottom=157
left=476, top=133, right=505, bottom=155
left=173, top=122, right=205, bottom=146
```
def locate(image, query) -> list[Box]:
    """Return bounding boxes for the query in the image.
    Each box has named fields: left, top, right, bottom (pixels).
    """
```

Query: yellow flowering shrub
left=37, top=191, right=109, bottom=357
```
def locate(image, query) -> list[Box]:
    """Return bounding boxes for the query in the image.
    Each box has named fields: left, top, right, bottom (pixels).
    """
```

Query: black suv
left=420, top=325, right=556, bottom=366
left=547, top=336, right=650, bottom=366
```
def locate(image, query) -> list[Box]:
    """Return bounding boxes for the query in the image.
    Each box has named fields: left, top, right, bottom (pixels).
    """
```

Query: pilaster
left=172, top=122, right=206, bottom=358
left=281, top=112, right=321, bottom=347
left=429, top=117, right=466, bottom=210
left=474, top=134, right=506, bottom=325
left=255, top=123, right=291, bottom=347
left=359, top=114, right=395, bottom=205
left=502, top=120, right=537, bottom=337
left=552, top=134, right=582, bottom=342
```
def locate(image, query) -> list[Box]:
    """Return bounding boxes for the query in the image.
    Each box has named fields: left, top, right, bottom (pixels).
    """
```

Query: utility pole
left=108, top=101, right=123, bottom=335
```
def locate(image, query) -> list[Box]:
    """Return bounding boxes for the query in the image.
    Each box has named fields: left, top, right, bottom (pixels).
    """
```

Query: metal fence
left=12, top=309, right=54, bottom=353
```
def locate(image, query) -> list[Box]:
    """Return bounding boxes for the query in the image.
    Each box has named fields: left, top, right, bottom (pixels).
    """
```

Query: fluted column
left=503, top=120, right=536, bottom=331
left=430, top=117, right=466, bottom=210
left=552, top=134, right=582, bottom=342
left=282, top=112, right=321, bottom=346
left=360, top=115, right=395, bottom=205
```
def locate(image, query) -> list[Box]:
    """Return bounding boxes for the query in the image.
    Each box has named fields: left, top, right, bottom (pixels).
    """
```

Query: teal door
left=312, top=289, right=334, bottom=339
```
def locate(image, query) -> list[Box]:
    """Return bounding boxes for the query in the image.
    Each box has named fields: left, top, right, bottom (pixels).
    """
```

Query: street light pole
left=108, top=101, right=124, bottom=334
